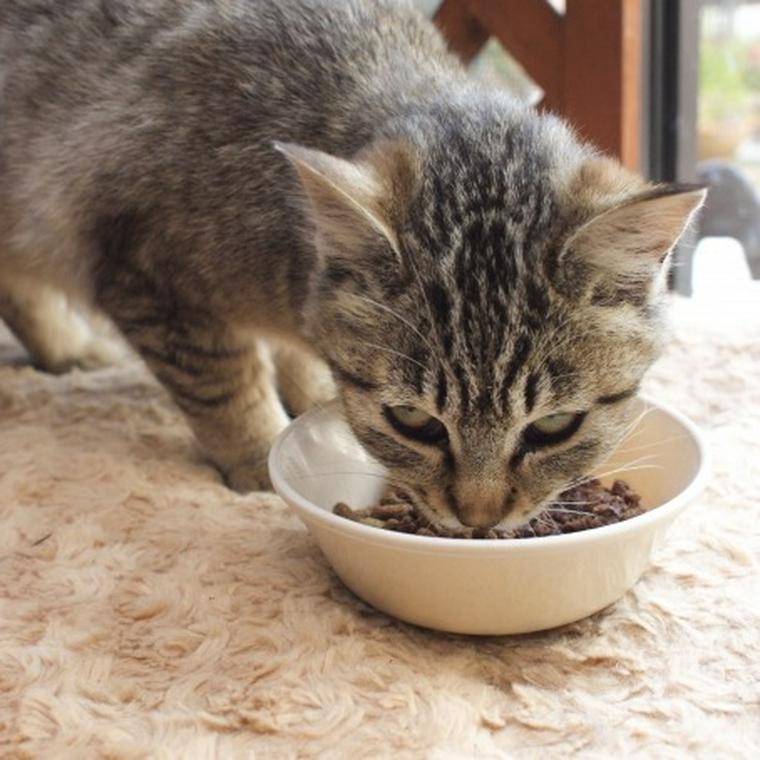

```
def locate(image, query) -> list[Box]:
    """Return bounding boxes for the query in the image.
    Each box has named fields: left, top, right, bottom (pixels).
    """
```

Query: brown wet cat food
left=332, top=479, right=644, bottom=539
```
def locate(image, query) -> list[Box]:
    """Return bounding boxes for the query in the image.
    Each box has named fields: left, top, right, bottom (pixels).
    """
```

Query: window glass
left=693, top=2, right=760, bottom=310
left=470, top=38, right=543, bottom=105
left=412, top=0, right=442, bottom=16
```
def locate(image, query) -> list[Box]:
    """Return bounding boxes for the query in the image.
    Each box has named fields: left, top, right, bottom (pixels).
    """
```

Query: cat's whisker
left=621, top=403, right=655, bottom=431
left=573, top=451, right=658, bottom=480
left=352, top=340, right=428, bottom=370
left=544, top=507, right=594, bottom=517
left=534, top=514, right=560, bottom=532
left=351, top=294, right=440, bottom=360
left=620, top=404, right=661, bottom=438
left=605, top=405, right=657, bottom=450
left=289, top=468, right=386, bottom=480
left=585, top=454, right=656, bottom=480
left=288, top=469, right=409, bottom=485
left=568, top=462, right=663, bottom=489
left=288, top=470, right=421, bottom=500
left=613, top=432, right=689, bottom=455
left=403, top=244, right=446, bottom=351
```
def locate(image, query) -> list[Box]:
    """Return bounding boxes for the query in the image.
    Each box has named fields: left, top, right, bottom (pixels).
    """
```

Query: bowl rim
left=269, top=394, right=710, bottom=554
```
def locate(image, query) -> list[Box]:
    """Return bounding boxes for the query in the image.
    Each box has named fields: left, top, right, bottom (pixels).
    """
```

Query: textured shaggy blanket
left=1, top=296, right=758, bottom=759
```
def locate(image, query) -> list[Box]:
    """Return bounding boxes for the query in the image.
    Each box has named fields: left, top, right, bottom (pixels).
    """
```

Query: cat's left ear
left=564, top=184, right=707, bottom=286
left=274, top=141, right=400, bottom=257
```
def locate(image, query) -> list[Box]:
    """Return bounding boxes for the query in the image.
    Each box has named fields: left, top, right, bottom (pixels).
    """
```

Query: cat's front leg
left=0, top=273, right=125, bottom=373
left=113, top=309, right=288, bottom=491
left=272, top=343, right=336, bottom=417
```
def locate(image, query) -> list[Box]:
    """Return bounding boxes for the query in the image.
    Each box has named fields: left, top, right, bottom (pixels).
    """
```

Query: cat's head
left=277, top=102, right=704, bottom=529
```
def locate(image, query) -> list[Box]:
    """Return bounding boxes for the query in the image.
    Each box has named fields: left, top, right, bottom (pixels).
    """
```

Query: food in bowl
left=270, top=397, right=707, bottom=634
left=333, top=478, right=643, bottom=539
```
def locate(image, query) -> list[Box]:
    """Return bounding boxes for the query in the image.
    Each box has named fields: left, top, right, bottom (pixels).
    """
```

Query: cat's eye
left=523, top=411, right=585, bottom=448
left=384, top=405, right=448, bottom=444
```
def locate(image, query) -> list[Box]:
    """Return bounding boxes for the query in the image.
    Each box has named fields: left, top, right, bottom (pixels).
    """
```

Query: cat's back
left=0, top=0, right=457, bottom=129
left=0, top=1, right=462, bottom=289
left=0, top=0, right=461, bottom=206
left=0, top=0, right=457, bottom=230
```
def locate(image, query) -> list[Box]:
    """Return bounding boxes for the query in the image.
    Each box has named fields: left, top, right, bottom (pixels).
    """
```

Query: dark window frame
left=646, top=0, right=701, bottom=294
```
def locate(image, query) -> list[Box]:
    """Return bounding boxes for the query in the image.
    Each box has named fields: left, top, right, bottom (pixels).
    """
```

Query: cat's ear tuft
left=564, top=183, right=707, bottom=286
left=274, top=141, right=399, bottom=256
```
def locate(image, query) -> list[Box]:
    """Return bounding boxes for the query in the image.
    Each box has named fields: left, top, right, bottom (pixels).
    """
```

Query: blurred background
left=417, top=0, right=760, bottom=321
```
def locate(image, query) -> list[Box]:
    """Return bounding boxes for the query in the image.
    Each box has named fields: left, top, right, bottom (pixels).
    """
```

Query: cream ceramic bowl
left=269, top=396, right=708, bottom=635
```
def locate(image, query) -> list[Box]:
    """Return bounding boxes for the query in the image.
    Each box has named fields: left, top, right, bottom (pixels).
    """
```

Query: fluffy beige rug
left=1, top=296, right=758, bottom=759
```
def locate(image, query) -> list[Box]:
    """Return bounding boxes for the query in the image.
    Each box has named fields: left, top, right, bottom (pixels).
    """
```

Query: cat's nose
left=452, top=480, right=514, bottom=528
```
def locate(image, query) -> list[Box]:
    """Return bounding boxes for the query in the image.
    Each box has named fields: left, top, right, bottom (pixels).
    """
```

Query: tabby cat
left=0, top=0, right=704, bottom=529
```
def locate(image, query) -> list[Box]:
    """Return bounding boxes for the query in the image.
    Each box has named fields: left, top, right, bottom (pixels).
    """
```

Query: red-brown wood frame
left=434, top=0, right=643, bottom=170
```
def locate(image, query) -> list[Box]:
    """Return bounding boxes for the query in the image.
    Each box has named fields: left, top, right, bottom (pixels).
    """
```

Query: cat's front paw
left=224, top=458, right=273, bottom=493
left=35, top=333, right=128, bottom=374
left=73, top=335, right=129, bottom=371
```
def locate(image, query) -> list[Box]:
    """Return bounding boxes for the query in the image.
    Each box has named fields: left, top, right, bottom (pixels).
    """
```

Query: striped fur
left=0, top=1, right=703, bottom=522
left=291, top=104, right=704, bottom=529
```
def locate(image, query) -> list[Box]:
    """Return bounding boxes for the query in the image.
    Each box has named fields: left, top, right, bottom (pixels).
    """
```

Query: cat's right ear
left=561, top=183, right=706, bottom=289
left=273, top=142, right=400, bottom=257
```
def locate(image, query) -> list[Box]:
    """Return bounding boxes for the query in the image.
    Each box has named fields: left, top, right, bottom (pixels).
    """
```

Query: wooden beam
left=466, top=0, right=564, bottom=112
left=433, top=0, right=489, bottom=65
left=434, top=0, right=644, bottom=169
left=563, top=0, right=643, bottom=169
